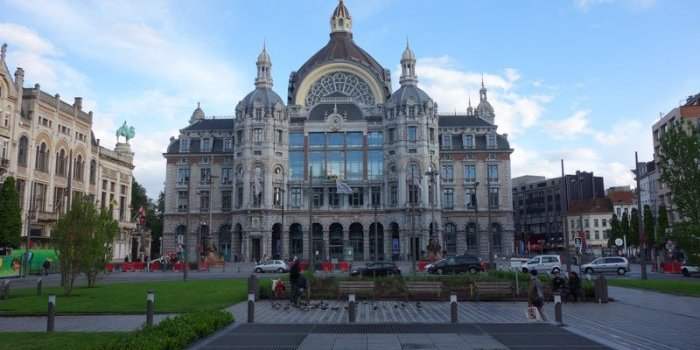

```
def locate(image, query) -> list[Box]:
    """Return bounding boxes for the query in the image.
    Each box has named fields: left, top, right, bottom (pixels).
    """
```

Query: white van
left=521, top=255, right=561, bottom=274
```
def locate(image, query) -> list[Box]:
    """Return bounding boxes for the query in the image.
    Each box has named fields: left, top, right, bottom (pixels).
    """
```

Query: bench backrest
left=406, top=281, right=443, bottom=291
left=338, top=281, right=375, bottom=293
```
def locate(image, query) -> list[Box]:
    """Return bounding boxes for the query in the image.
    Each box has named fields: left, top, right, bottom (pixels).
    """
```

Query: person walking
left=289, top=259, right=301, bottom=306
left=567, top=271, right=581, bottom=303
left=527, top=270, right=547, bottom=321
left=42, top=259, right=51, bottom=276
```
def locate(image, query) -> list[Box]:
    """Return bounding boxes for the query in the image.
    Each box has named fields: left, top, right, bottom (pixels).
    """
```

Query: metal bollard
left=554, top=292, right=563, bottom=326
left=248, top=274, right=258, bottom=299
left=47, top=294, right=56, bottom=332
left=37, top=278, right=42, bottom=296
left=146, top=290, right=155, bottom=327
left=450, top=293, right=458, bottom=324
left=247, top=293, right=255, bottom=323
left=348, top=294, right=356, bottom=323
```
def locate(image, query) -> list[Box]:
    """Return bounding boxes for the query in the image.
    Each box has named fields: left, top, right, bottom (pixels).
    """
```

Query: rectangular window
left=221, top=168, right=233, bottom=184
left=465, top=188, right=477, bottom=209
left=487, top=133, right=497, bottom=149
left=120, top=185, right=127, bottom=195
left=177, top=168, right=190, bottom=184
left=462, top=134, right=474, bottom=149
left=179, top=138, right=190, bottom=153
left=309, top=151, right=325, bottom=179
left=327, top=132, right=344, bottom=148
left=255, top=108, right=262, bottom=121
left=253, top=128, right=263, bottom=143
left=442, top=188, right=454, bottom=209
left=200, top=190, right=210, bottom=211
left=313, top=187, right=324, bottom=208
left=349, top=187, right=364, bottom=208
left=328, top=187, right=340, bottom=207
left=309, top=132, right=325, bottom=148
left=594, top=219, right=599, bottom=227
left=236, top=186, right=243, bottom=208
left=346, top=151, right=364, bottom=180
left=408, top=106, right=415, bottom=117
left=408, top=184, right=420, bottom=205
left=429, top=128, right=435, bottom=143
left=221, top=191, right=232, bottom=211
left=594, top=230, right=600, bottom=240
left=390, top=183, right=398, bottom=207
left=289, top=132, right=304, bottom=148
left=177, top=191, right=188, bottom=212
left=223, top=138, right=232, bottom=152
left=289, top=151, right=304, bottom=180
left=584, top=219, right=589, bottom=228
left=487, top=164, right=498, bottom=183
left=276, top=129, right=283, bottom=144
left=464, top=164, right=476, bottom=183
left=200, top=167, right=211, bottom=184
left=101, top=191, right=106, bottom=210
left=407, top=126, right=417, bottom=143
left=371, top=186, right=381, bottom=207
left=488, top=187, right=499, bottom=209
left=368, top=150, right=383, bottom=179
left=119, top=195, right=126, bottom=221
left=441, top=164, right=454, bottom=183
left=236, top=130, right=243, bottom=145
left=201, top=138, right=211, bottom=152
left=346, top=132, right=363, bottom=148
left=291, top=187, right=302, bottom=208
left=441, top=134, right=451, bottom=149
left=602, top=218, right=607, bottom=227
left=327, top=150, right=345, bottom=179
left=388, top=128, right=396, bottom=143
left=368, top=131, right=383, bottom=146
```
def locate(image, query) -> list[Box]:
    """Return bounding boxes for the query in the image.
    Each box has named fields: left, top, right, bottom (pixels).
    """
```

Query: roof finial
left=0, top=43, right=6, bottom=60
left=468, top=96, right=472, bottom=107
left=197, top=101, right=200, bottom=108
left=481, top=73, right=485, bottom=88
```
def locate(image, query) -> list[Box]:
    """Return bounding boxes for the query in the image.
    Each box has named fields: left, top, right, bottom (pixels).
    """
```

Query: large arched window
left=89, top=159, right=97, bottom=184
left=17, top=136, right=28, bottom=167
left=55, top=149, right=67, bottom=177
left=74, top=155, right=84, bottom=181
left=35, top=142, right=49, bottom=172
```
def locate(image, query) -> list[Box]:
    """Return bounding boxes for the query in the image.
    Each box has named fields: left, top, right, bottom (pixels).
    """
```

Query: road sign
left=615, top=238, right=624, bottom=247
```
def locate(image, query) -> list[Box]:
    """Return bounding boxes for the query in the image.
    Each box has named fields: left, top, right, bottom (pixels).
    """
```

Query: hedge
left=100, top=310, right=233, bottom=350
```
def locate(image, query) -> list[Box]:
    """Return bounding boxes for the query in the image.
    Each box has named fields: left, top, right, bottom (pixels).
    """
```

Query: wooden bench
left=0, top=280, right=10, bottom=300
left=474, top=281, right=514, bottom=301
left=338, top=281, right=375, bottom=300
left=406, top=281, right=443, bottom=300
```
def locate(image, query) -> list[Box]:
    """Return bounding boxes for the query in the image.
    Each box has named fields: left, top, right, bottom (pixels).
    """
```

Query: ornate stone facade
left=162, top=1, right=514, bottom=262
left=0, top=45, right=141, bottom=261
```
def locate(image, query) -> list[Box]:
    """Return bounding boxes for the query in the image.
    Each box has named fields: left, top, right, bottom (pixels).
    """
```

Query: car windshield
left=528, top=259, right=538, bottom=264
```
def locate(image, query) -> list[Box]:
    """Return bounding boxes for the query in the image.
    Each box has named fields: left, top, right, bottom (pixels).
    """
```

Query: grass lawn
left=608, top=278, right=700, bottom=297
left=0, top=332, right=122, bottom=350
left=0, top=279, right=264, bottom=315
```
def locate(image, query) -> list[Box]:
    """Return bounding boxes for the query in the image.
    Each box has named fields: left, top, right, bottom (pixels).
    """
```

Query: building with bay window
left=162, top=1, right=514, bottom=262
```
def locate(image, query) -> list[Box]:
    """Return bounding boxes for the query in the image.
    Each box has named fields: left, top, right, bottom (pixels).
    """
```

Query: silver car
left=254, top=260, right=288, bottom=273
left=582, top=257, right=629, bottom=275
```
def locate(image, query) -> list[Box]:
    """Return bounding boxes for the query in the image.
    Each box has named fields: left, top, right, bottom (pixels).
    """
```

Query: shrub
left=101, top=310, right=233, bottom=350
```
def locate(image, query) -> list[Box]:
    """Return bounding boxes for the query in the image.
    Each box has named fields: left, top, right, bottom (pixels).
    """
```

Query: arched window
left=407, top=162, right=420, bottom=204
left=74, top=155, right=84, bottom=181
left=55, top=149, right=66, bottom=177
left=89, top=159, right=97, bottom=184
left=18, top=136, right=28, bottom=167
left=35, top=142, right=49, bottom=172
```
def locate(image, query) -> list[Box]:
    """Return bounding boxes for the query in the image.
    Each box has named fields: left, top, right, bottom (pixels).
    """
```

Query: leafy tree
left=52, top=197, right=96, bottom=295
left=658, top=120, right=700, bottom=264
left=82, top=207, right=119, bottom=287
left=0, top=177, right=22, bottom=248
left=609, top=214, right=621, bottom=247
left=643, top=205, right=655, bottom=247
left=657, top=205, right=669, bottom=242
left=149, top=191, right=165, bottom=257
left=620, top=212, right=630, bottom=246
left=131, top=179, right=148, bottom=215
left=629, top=208, right=640, bottom=247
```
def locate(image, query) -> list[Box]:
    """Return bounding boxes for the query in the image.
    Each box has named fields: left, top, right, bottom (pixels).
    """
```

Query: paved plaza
left=193, top=323, right=609, bottom=350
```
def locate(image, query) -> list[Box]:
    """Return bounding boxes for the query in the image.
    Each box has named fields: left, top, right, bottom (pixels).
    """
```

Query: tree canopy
left=0, top=177, right=22, bottom=248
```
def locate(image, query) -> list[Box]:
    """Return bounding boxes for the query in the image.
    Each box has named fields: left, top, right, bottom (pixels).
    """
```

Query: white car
left=521, top=255, right=561, bottom=274
left=682, top=265, right=700, bottom=277
left=254, top=260, right=288, bottom=273
left=508, top=258, right=529, bottom=272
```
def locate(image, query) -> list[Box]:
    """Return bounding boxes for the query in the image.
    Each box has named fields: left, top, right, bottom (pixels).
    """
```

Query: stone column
left=363, top=226, right=370, bottom=262
left=282, top=224, right=289, bottom=260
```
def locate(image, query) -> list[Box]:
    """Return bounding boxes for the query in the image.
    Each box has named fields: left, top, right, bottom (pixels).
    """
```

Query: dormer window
left=179, top=138, right=190, bottom=153
left=223, top=138, right=233, bottom=152
left=201, top=138, right=211, bottom=152
left=408, top=106, right=415, bottom=117
left=441, top=134, right=452, bottom=149
left=255, top=108, right=262, bottom=121
left=487, top=133, right=497, bottom=149
left=462, top=134, right=474, bottom=149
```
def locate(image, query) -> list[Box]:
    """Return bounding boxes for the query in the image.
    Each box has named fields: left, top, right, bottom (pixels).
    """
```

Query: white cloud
left=544, top=110, right=591, bottom=139
left=404, top=56, right=551, bottom=137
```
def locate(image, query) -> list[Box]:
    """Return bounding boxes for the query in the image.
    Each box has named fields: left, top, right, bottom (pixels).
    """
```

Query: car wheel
left=617, top=268, right=626, bottom=276
left=277, top=268, right=285, bottom=273
left=255, top=268, right=263, bottom=273
left=585, top=267, right=593, bottom=275
left=552, top=267, right=560, bottom=274
left=469, top=267, right=478, bottom=274
left=682, top=269, right=690, bottom=277
left=437, top=268, right=444, bottom=275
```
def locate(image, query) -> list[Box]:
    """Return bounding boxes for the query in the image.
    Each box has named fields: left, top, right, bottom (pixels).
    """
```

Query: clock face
left=329, top=114, right=343, bottom=131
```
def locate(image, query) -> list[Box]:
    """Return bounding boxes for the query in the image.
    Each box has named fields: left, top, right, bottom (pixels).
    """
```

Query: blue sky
left=1, top=0, right=698, bottom=197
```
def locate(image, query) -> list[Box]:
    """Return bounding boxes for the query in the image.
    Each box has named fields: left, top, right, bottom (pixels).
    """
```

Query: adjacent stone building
left=566, top=198, right=613, bottom=256
left=162, top=1, right=514, bottom=263
left=0, top=44, right=142, bottom=261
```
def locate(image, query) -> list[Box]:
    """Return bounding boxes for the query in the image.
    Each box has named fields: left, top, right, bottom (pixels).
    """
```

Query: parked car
left=681, top=265, right=700, bottom=277
left=427, top=255, right=483, bottom=275
left=507, top=258, right=529, bottom=272
left=521, top=255, right=561, bottom=274
left=581, top=257, right=629, bottom=275
left=350, top=262, right=401, bottom=277
left=254, top=260, right=288, bottom=273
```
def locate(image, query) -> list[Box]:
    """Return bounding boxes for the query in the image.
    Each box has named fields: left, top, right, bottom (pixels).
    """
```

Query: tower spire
left=255, top=42, right=273, bottom=88
left=480, top=74, right=488, bottom=101
left=1, top=43, right=6, bottom=61
left=400, top=39, right=417, bottom=86
left=330, top=0, right=352, bottom=34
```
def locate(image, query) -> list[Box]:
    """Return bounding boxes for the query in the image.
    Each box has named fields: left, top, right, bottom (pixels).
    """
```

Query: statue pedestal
left=115, top=142, right=134, bottom=158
